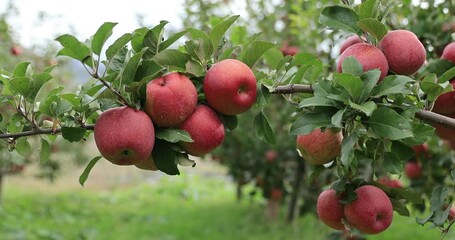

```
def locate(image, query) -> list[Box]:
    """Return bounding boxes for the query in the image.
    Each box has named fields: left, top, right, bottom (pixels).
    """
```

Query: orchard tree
left=0, top=0, right=455, bottom=239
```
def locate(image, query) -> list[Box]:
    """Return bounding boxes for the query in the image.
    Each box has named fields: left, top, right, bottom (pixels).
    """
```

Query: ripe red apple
left=432, top=79, right=455, bottom=115
left=10, top=45, right=23, bottom=56
left=404, top=161, right=423, bottom=179
left=134, top=155, right=158, bottom=171
left=296, top=128, right=343, bottom=165
left=449, top=206, right=455, bottom=221
left=317, top=189, right=345, bottom=230
left=441, top=42, right=455, bottom=64
left=204, top=59, right=257, bottom=115
left=94, top=106, right=155, bottom=165
left=379, top=30, right=426, bottom=75
left=179, top=105, right=225, bottom=156
left=339, top=35, right=363, bottom=54
left=412, top=143, right=430, bottom=161
left=265, top=150, right=278, bottom=162
left=344, top=185, right=393, bottom=234
left=378, top=176, right=403, bottom=188
left=337, top=43, right=389, bottom=81
left=145, top=72, right=197, bottom=127
left=280, top=45, right=299, bottom=56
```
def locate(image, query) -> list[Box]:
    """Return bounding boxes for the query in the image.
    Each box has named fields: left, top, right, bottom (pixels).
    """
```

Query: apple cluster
left=93, top=59, right=257, bottom=170
left=317, top=185, right=393, bottom=235
left=337, top=30, right=426, bottom=81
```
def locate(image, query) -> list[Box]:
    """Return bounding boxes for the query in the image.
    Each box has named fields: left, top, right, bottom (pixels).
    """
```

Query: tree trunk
left=286, top=160, right=305, bottom=223
left=236, top=181, right=243, bottom=201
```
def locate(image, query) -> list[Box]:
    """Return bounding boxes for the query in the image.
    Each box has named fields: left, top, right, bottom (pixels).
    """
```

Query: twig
left=271, top=84, right=455, bottom=130
left=0, top=124, right=95, bottom=139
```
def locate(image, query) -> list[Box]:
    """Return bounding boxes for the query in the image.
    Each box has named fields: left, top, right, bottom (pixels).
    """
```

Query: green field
left=0, top=163, right=453, bottom=240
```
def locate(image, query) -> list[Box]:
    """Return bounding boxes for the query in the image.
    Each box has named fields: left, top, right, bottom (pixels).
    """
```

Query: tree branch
left=0, top=124, right=95, bottom=139
left=271, top=84, right=455, bottom=130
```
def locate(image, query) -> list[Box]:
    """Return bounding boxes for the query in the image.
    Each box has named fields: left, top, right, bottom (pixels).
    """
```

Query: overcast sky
left=0, top=0, right=185, bottom=48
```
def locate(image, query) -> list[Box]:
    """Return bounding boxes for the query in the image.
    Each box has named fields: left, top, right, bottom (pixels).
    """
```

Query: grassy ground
left=0, top=160, right=453, bottom=240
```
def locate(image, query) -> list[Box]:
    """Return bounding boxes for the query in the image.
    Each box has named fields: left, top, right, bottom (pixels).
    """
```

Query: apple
left=449, top=206, right=455, bottom=221
left=378, top=176, right=403, bottom=188
left=412, top=143, right=430, bottom=161
left=280, top=45, right=299, bottom=56
left=344, top=185, right=393, bottom=234
left=337, top=43, right=389, bottom=81
left=179, top=105, right=225, bottom=156
left=432, top=79, right=455, bottom=115
left=339, top=35, right=363, bottom=54
left=265, top=150, right=278, bottom=162
left=10, top=45, right=23, bottom=56
left=134, top=155, right=158, bottom=171
left=204, top=59, right=257, bottom=115
left=379, top=30, right=426, bottom=75
left=270, top=188, right=284, bottom=201
left=404, top=161, right=423, bottom=179
left=441, top=42, right=455, bottom=64
left=145, top=72, right=198, bottom=127
left=433, top=113, right=455, bottom=141
left=317, top=189, right=345, bottom=230
left=296, top=128, right=343, bottom=165
left=94, top=106, right=155, bottom=165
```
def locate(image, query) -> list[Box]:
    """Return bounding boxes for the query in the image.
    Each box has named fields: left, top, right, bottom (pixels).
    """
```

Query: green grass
left=0, top=173, right=453, bottom=240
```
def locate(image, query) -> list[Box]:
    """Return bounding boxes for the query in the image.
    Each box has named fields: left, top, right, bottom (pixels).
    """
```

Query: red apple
left=378, top=176, right=403, bottom=188
left=337, top=43, right=389, bottom=81
left=145, top=72, right=197, bottom=127
left=265, top=150, right=278, bottom=162
left=94, top=106, right=155, bottom=165
left=134, top=155, right=158, bottom=171
left=204, top=59, right=257, bottom=115
left=10, top=45, right=23, bottom=56
left=179, top=105, right=225, bottom=156
left=379, top=30, right=426, bottom=75
left=432, top=79, right=455, bottom=115
left=344, top=185, right=393, bottom=234
left=441, top=42, right=455, bottom=64
left=296, top=128, right=343, bottom=165
left=404, top=161, right=423, bottom=179
left=280, top=45, right=299, bottom=56
left=317, top=189, right=346, bottom=230
left=449, top=206, right=455, bottom=221
left=339, top=35, right=363, bottom=54
left=412, top=143, right=430, bottom=161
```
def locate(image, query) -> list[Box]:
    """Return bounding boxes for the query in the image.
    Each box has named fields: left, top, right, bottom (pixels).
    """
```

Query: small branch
left=97, top=77, right=134, bottom=108
left=0, top=124, right=95, bottom=139
left=270, top=84, right=455, bottom=130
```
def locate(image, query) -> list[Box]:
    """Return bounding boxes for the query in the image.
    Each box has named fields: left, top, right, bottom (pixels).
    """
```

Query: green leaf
left=55, top=34, right=92, bottom=65
left=429, top=186, right=449, bottom=212
left=210, top=15, right=239, bottom=50
left=263, top=48, right=283, bottom=69
left=421, top=81, right=444, bottom=102
left=13, top=62, right=31, bottom=77
left=357, top=18, right=388, bottom=41
left=349, top=101, right=377, bottom=116
left=423, top=59, right=455, bottom=77
left=359, top=69, right=381, bottom=101
left=389, top=187, right=423, bottom=204
left=367, top=107, right=413, bottom=140
left=39, top=95, right=73, bottom=117
left=155, top=129, right=193, bottom=143
left=219, top=114, right=238, bottom=132
left=383, top=152, right=403, bottom=174
left=185, top=36, right=212, bottom=63
left=39, top=139, right=51, bottom=163
left=16, top=137, right=31, bottom=157
left=143, top=21, right=169, bottom=58
left=153, top=140, right=180, bottom=175
left=340, top=133, right=358, bottom=167
left=106, top=33, right=133, bottom=60
left=390, top=198, right=410, bottom=216
left=255, top=84, right=271, bottom=109
left=341, top=57, right=363, bottom=76
left=319, top=6, right=362, bottom=35
left=61, top=126, right=87, bottom=142
left=241, top=41, right=275, bottom=68
left=357, top=0, right=379, bottom=19
left=402, top=122, right=434, bottom=145
left=160, top=31, right=188, bottom=51
left=331, top=109, right=345, bottom=128
left=253, top=111, right=276, bottom=144
left=152, top=49, right=190, bottom=71
left=299, top=96, right=338, bottom=108
left=79, top=156, right=102, bottom=186
left=121, top=49, right=146, bottom=85
left=438, top=66, right=455, bottom=83
left=372, top=75, right=414, bottom=97
left=290, top=111, right=333, bottom=135
left=91, top=22, right=117, bottom=56
left=333, top=72, right=364, bottom=102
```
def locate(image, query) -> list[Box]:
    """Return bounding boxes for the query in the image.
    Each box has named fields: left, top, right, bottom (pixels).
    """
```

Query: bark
left=286, top=160, right=306, bottom=223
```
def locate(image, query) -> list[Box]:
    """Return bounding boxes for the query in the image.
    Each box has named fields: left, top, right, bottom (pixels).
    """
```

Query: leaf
left=290, top=111, right=333, bottom=135
left=429, top=186, right=449, bottom=212
left=340, top=133, right=358, bottom=167
left=333, top=72, right=364, bottom=102
left=367, top=107, right=413, bottom=140
left=383, top=152, right=403, bottom=174
left=263, top=48, right=283, bottom=69
left=423, top=59, right=454, bottom=77
left=349, top=101, right=377, bottom=116
left=152, top=49, right=190, bottom=71
left=389, top=187, right=424, bottom=204
left=253, top=111, right=276, bottom=144
left=402, top=122, right=434, bottom=145
left=210, top=15, right=239, bottom=50
left=153, top=140, right=180, bottom=175
left=241, top=41, right=275, bottom=68
left=155, top=129, right=193, bottom=143
left=358, top=69, right=381, bottom=102
left=106, top=33, right=133, bottom=60
left=79, top=156, right=102, bottom=187
left=372, top=75, right=414, bottom=97
left=219, top=114, right=238, bottom=131
left=341, top=56, right=363, bottom=76
left=390, top=198, right=410, bottom=216
left=357, top=0, right=379, bottom=19
left=13, top=62, right=31, bottom=77
left=421, top=81, right=444, bottom=102
left=319, top=6, right=362, bottom=35
left=121, top=49, right=146, bottom=84
left=16, top=137, right=31, bottom=157
left=61, top=126, right=87, bottom=142
left=357, top=18, right=388, bottom=41
left=39, top=139, right=51, bottom=163
left=55, top=34, right=92, bottom=65
left=142, top=21, right=168, bottom=58
left=299, top=96, right=338, bottom=108
left=331, top=109, right=345, bottom=128
left=160, top=30, right=188, bottom=51
left=438, top=66, right=455, bottom=83
left=91, top=22, right=117, bottom=56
